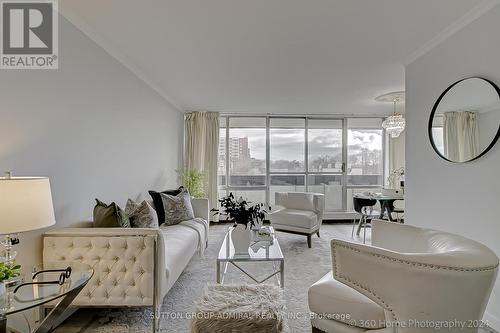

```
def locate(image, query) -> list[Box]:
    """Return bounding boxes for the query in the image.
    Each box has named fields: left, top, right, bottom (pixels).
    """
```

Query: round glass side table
left=0, top=263, right=93, bottom=333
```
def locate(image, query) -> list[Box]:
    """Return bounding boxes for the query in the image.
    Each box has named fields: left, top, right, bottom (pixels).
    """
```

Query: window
left=269, top=175, right=306, bottom=208
left=217, top=116, right=386, bottom=213
left=231, top=190, right=266, bottom=205
left=308, top=119, right=343, bottom=173
left=347, top=118, right=383, bottom=186
left=432, top=127, right=444, bottom=155
left=431, top=115, right=444, bottom=155
left=228, top=117, right=266, bottom=186
left=308, top=174, right=343, bottom=211
left=218, top=117, right=227, bottom=186
left=270, top=118, right=305, bottom=172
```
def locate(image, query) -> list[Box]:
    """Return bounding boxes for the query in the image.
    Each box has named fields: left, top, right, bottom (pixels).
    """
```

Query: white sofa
left=270, top=192, right=325, bottom=248
left=308, top=220, right=499, bottom=333
left=42, top=198, right=209, bottom=332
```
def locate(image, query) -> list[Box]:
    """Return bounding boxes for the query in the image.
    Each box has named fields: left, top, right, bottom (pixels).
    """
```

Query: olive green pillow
left=93, top=199, right=130, bottom=228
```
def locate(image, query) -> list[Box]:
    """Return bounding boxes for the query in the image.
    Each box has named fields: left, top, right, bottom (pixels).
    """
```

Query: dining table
left=353, top=192, right=404, bottom=223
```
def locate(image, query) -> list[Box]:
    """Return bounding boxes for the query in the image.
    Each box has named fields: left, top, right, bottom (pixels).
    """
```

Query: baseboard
left=322, top=219, right=353, bottom=224
left=484, top=312, right=500, bottom=332
left=210, top=219, right=351, bottom=225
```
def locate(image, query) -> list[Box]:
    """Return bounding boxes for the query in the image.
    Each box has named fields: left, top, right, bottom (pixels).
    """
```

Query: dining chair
left=392, top=199, right=405, bottom=222
left=351, top=197, right=379, bottom=244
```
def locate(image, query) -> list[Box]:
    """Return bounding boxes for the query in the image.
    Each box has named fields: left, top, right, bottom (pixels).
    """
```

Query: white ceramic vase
left=231, top=224, right=251, bottom=255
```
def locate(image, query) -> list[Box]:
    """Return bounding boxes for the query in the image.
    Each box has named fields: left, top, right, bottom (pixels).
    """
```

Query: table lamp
left=0, top=173, right=56, bottom=263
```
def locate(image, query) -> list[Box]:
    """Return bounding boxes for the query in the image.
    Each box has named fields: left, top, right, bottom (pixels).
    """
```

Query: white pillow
left=125, top=199, right=159, bottom=228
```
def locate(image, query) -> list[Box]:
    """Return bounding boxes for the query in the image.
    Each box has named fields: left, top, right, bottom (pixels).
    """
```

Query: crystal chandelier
left=377, top=92, right=405, bottom=138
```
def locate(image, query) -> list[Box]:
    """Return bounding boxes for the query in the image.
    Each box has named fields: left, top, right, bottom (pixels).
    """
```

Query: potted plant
left=212, top=193, right=267, bottom=254
left=0, top=261, right=21, bottom=309
left=176, top=168, right=206, bottom=198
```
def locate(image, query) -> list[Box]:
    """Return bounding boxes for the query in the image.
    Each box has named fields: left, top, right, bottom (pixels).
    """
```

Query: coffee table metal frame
left=216, top=227, right=285, bottom=288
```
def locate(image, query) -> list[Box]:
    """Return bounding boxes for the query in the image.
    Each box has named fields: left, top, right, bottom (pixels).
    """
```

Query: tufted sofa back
left=43, top=228, right=164, bottom=307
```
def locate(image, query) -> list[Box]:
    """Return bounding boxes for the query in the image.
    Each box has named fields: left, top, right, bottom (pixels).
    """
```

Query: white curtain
left=389, top=130, right=405, bottom=173
left=184, top=112, right=219, bottom=213
left=443, top=111, right=479, bottom=162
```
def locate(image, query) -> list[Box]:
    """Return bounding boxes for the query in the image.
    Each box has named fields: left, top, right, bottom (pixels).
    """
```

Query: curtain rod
left=218, top=113, right=393, bottom=118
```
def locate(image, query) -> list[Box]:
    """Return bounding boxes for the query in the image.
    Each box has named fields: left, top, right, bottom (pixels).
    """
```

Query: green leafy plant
left=212, top=193, right=268, bottom=229
left=177, top=168, right=206, bottom=198
left=0, top=261, right=21, bottom=282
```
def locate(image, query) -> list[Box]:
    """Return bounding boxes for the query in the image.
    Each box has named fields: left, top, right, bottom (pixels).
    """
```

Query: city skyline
left=219, top=128, right=382, bottom=173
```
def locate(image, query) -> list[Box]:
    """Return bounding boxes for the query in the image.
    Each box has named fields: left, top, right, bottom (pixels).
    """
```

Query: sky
left=228, top=128, right=382, bottom=160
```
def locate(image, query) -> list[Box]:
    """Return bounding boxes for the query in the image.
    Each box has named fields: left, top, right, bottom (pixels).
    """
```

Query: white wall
left=406, top=5, right=500, bottom=329
left=0, top=17, right=183, bottom=271
left=478, top=108, right=500, bottom=152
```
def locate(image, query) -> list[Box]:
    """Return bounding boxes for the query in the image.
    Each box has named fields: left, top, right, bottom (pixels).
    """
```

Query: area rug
left=54, top=224, right=360, bottom=333
left=191, top=284, right=287, bottom=333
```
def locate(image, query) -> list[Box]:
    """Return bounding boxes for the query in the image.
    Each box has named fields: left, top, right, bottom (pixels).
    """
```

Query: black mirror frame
left=428, top=76, right=500, bottom=163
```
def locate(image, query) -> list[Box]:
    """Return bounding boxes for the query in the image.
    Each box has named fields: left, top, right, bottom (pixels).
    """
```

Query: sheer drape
left=184, top=112, right=219, bottom=213
left=443, top=111, right=479, bottom=162
left=389, top=130, right=405, bottom=173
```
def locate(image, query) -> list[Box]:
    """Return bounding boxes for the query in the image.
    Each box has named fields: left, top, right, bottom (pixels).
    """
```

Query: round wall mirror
left=429, top=77, right=500, bottom=163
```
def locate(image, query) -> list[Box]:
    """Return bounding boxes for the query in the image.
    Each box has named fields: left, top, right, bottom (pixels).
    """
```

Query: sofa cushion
left=125, top=199, right=159, bottom=228
left=308, top=272, right=385, bottom=329
left=160, top=191, right=195, bottom=225
left=271, top=209, right=318, bottom=230
left=160, top=223, right=199, bottom=287
left=93, top=199, right=130, bottom=228
left=148, top=186, right=184, bottom=223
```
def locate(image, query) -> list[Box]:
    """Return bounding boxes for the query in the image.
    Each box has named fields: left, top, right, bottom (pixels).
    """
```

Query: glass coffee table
left=216, top=226, right=285, bottom=288
left=0, top=263, right=93, bottom=333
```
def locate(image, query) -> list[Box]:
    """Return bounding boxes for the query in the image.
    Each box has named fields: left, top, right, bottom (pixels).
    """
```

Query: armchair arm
left=313, top=194, right=325, bottom=224
left=331, top=239, right=498, bottom=330
left=191, top=198, right=209, bottom=221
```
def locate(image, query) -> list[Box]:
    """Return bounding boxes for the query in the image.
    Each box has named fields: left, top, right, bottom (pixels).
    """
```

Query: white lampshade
left=0, top=177, right=56, bottom=234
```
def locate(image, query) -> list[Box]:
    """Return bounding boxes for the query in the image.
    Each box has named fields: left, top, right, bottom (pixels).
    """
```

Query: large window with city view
left=218, top=116, right=385, bottom=214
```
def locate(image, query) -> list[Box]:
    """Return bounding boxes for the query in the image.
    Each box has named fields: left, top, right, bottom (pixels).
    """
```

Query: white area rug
left=191, top=284, right=286, bottom=333
left=55, top=224, right=360, bottom=333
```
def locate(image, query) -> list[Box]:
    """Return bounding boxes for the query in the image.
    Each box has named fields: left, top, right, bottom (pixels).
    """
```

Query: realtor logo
left=1, top=0, right=58, bottom=69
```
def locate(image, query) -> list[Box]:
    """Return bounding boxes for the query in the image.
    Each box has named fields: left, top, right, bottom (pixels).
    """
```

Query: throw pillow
left=160, top=190, right=195, bottom=225
left=125, top=199, right=159, bottom=228
left=93, top=199, right=130, bottom=228
left=148, top=186, right=184, bottom=223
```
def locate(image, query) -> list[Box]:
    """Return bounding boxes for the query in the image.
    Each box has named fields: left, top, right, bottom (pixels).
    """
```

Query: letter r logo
left=1, top=2, right=53, bottom=54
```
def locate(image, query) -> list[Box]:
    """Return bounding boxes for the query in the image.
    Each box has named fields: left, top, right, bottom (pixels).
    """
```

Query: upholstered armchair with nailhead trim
left=308, top=220, right=499, bottom=333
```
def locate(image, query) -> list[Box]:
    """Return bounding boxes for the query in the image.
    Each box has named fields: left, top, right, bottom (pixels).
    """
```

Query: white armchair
left=308, top=220, right=499, bottom=333
left=270, top=192, right=325, bottom=248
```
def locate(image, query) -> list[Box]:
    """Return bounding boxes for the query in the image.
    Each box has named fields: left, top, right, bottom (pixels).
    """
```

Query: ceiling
left=60, top=0, right=486, bottom=115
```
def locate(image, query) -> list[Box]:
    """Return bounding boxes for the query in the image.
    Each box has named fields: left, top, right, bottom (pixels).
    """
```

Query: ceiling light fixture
left=376, top=91, right=406, bottom=138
